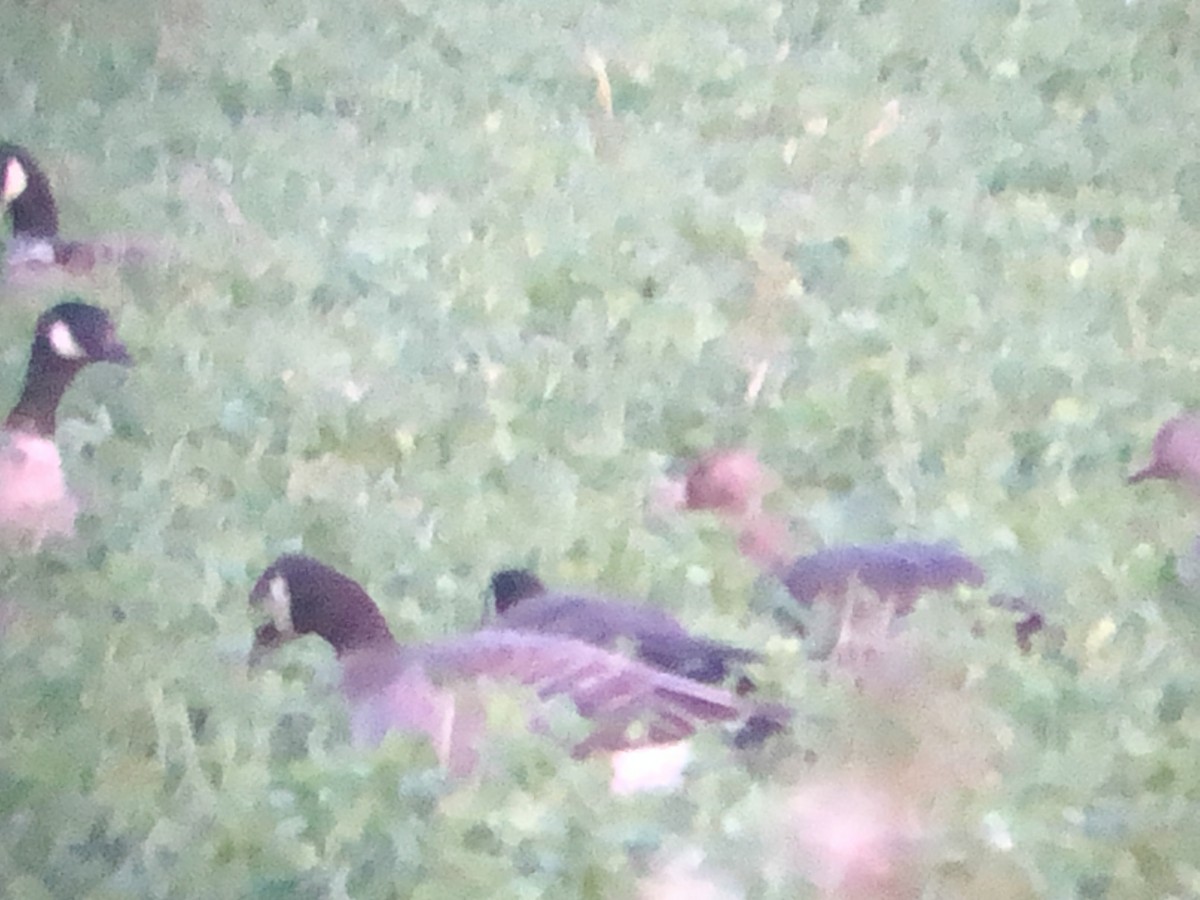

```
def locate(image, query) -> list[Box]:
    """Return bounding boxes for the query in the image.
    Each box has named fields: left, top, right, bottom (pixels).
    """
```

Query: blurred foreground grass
left=3, top=0, right=1200, bottom=896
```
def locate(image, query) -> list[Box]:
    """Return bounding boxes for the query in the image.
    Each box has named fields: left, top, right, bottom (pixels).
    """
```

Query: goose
left=1, top=143, right=148, bottom=276
left=249, top=555, right=769, bottom=777
left=668, top=449, right=1040, bottom=661
left=680, top=449, right=986, bottom=615
left=0, top=301, right=131, bottom=548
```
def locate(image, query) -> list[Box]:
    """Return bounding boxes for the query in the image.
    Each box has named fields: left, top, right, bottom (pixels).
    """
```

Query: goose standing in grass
left=489, top=567, right=761, bottom=686
left=1, top=143, right=148, bottom=277
left=680, top=449, right=986, bottom=609
left=0, top=301, right=131, bottom=548
left=670, top=449, right=1031, bottom=656
left=249, top=554, right=765, bottom=779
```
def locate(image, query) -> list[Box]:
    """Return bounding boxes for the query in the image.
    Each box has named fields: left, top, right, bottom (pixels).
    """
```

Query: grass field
left=3, top=0, right=1200, bottom=896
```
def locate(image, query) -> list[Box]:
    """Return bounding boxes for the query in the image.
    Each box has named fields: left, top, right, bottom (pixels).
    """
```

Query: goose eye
left=47, top=320, right=86, bottom=360
left=2, top=157, right=27, bottom=203
left=264, top=574, right=295, bottom=634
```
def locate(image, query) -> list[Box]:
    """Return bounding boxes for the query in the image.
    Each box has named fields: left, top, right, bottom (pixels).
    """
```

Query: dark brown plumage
left=779, top=542, right=986, bottom=616
left=489, top=568, right=761, bottom=685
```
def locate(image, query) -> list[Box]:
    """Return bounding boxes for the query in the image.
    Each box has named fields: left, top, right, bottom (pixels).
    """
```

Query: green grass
left=3, top=0, right=1200, bottom=895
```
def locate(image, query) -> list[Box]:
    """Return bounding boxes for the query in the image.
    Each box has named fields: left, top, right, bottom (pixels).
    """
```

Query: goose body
left=679, top=449, right=985, bottom=613
left=1, top=143, right=148, bottom=276
left=490, top=568, right=760, bottom=685
left=779, top=541, right=985, bottom=616
left=250, top=556, right=751, bottom=776
left=0, top=432, right=78, bottom=544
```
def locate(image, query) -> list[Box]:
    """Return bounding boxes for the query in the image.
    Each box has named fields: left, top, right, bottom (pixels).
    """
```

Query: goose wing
left=414, top=630, right=742, bottom=752
left=497, top=591, right=760, bottom=683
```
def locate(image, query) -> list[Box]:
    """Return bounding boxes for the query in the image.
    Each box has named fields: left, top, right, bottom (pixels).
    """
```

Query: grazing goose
left=669, top=449, right=1045, bottom=659
left=680, top=449, right=986, bottom=613
left=249, top=555, right=760, bottom=777
left=1, top=143, right=148, bottom=276
left=489, top=567, right=760, bottom=686
left=0, top=301, right=131, bottom=548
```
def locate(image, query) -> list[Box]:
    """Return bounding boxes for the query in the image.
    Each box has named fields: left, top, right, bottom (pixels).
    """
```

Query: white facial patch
left=3, top=157, right=27, bottom=203
left=264, top=574, right=295, bottom=634
left=47, top=321, right=87, bottom=360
